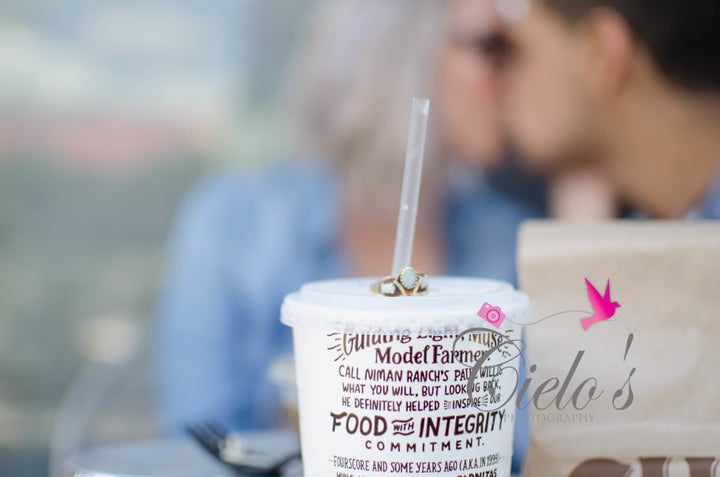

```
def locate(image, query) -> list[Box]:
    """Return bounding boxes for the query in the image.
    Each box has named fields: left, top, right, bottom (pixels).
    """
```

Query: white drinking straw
left=391, top=97, right=430, bottom=276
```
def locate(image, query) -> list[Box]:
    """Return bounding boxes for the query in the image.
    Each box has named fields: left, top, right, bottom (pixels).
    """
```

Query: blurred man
left=503, top=0, right=720, bottom=219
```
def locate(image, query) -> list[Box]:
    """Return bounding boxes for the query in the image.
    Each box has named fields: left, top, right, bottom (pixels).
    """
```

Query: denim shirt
left=156, top=164, right=544, bottom=407
left=688, top=161, right=720, bottom=220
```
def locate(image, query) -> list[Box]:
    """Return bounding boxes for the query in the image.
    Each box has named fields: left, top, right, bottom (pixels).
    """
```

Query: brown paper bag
left=517, top=221, right=720, bottom=477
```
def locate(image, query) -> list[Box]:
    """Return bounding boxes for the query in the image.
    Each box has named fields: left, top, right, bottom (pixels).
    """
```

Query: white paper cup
left=281, top=277, right=529, bottom=477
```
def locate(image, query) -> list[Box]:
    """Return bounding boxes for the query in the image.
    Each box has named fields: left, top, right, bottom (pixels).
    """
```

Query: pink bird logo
left=581, top=278, right=621, bottom=331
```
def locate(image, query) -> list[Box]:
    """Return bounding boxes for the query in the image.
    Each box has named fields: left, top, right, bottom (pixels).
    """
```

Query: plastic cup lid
left=281, top=277, right=530, bottom=334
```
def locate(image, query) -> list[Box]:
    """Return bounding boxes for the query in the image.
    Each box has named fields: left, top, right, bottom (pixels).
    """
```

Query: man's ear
left=578, top=7, right=637, bottom=99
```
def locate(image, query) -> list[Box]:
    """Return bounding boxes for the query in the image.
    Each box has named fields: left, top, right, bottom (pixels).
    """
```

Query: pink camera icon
left=477, top=302, right=506, bottom=328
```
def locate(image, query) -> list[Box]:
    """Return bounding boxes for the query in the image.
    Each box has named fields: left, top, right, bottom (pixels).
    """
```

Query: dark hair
left=541, top=0, right=720, bottom=91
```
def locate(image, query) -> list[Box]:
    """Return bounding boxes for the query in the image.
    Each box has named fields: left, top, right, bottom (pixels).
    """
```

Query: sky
left=0, top=0, right=249, bottom=118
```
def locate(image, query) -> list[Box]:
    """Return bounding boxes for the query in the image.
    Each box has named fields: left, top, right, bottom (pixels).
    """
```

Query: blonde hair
left=286, top=0, right=448, bottom=220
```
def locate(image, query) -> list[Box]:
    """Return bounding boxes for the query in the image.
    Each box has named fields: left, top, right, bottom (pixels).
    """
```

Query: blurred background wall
left=0, top=0, right=316, bottom=474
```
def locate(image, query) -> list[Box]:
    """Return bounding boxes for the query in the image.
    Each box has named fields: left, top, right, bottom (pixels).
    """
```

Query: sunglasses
left=451, top=31, right=515, bottom=66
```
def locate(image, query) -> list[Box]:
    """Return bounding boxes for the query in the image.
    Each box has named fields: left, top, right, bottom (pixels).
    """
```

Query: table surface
left=60, top=431, right=299, bottom=477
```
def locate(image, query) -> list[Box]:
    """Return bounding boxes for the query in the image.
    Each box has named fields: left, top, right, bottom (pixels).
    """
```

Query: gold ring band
left=370, top=266, right=428, bottom=297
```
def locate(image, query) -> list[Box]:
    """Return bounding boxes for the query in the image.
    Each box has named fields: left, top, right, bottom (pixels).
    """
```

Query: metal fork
left=186, top=423, right=301, bottom=476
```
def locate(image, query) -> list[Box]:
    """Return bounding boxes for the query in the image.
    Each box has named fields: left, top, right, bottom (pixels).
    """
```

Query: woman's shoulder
left=188, top=163, right=334, bottom=208
left=174, top=163, right=339, bottom=248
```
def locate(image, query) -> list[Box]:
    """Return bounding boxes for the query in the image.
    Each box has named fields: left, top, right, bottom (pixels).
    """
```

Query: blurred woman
left=156, top=0, right=543, bottom=471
